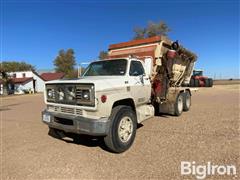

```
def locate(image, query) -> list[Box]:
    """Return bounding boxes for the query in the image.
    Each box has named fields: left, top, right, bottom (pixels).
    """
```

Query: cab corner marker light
left=101, top=95, right=107, bottom=103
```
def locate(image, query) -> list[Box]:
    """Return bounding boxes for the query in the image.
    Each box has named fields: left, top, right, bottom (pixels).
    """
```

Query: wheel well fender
left=112, top=98, right=136, bottom=112
left=180, top=89, right=191, bottom=96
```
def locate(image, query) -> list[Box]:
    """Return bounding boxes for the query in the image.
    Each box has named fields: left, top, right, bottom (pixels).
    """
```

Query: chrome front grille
left=60, top=107, right=74, bottom=114
left=47, top=105, right=83, bottom=116
left=46, top=84, right=95, bottom=107
left=48, top=105, right=59, bottom=112
left=76, top=109, right=83, bottom=115
left=76, top=88, right=83, bottom=100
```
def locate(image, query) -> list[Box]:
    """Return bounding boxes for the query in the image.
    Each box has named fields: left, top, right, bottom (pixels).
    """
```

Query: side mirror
left=172, top=40, right=179, bottom=50
left=144, top=57, right=153, bottom=77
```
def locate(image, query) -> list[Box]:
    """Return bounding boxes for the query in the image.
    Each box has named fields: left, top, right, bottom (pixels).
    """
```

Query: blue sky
left=1, top=0, right=239, bottom=78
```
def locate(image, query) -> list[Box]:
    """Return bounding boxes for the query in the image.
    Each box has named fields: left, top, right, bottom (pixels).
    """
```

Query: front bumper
left=41, top=109, right=110, bottom=136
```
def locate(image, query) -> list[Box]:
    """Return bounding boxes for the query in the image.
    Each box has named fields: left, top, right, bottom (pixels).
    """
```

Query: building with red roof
left=6, top=71, right=45, bottom=94
left=11, top=77, right=33, bottom=84
left=40, top=72, right=65, bottom=81
left=1, top=71, right=65, bottom=95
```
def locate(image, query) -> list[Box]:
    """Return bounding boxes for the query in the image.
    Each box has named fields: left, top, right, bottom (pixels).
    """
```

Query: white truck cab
left=42, top=58, right=155, bottom=153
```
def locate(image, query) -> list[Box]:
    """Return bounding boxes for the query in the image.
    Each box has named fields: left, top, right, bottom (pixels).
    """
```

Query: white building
left=8, top=71, right=45, bottom=94
left=0, top=71, right=65, bottom=95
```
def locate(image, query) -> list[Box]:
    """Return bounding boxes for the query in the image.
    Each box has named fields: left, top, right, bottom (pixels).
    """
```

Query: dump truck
left=188, top=69, right=213, bottom=87
left=42, top=36, right=197, bottom=153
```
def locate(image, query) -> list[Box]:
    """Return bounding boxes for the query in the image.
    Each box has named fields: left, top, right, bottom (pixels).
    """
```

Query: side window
left=129, top=61, right=145, bottom=76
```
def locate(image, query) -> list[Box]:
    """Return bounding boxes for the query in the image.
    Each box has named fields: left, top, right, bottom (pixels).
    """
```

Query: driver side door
left=128, top=60, right=151, bottom=106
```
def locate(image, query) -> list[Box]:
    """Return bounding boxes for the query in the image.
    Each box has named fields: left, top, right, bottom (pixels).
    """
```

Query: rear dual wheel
left=204, top=79, right=210, bottom=87
left=183, top=91, right=191, bottom=111
left=190, top=79, right=195, bottom=87
left=174, top=93, right=184, bottom=116
left=194, top=79, right=200, bottom=87
left=209, top=78, right=213, bottom=87
left=174, top=91, right=191, bottom=116
left=205, top=78, right=213, bottom=87
left=190, top=78, right=200, bottom=87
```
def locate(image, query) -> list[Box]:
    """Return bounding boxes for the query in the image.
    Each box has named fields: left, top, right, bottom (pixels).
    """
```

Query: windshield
left=83, top=59, right=127, bottom=76
left=193, top=70, right=203, bottom=76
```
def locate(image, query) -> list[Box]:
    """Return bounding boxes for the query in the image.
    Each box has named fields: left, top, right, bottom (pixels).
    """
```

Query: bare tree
left=98, top=51, right=108, bottom=60
left=133, top=21, right=171, bottom=39
left=146, top=21, right=170, bottom=37
left=133, top=27, right=146, bottom=40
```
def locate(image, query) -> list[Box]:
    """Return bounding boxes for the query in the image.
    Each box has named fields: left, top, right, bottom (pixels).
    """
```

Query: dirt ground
left=213, top=80, right=240, bottom=85
left=1, top=85, right=239, bottom=180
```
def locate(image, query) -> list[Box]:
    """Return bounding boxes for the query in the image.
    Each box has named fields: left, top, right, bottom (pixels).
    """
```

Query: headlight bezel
left=45, top=83, right=95, bottom=107
left=46, top=85, right=56, bottom=102
left=75, top=84, right=95, bottom=106
left=82, top=90, right=90, bottom=100
left=65, top=85, right=76, bottom=103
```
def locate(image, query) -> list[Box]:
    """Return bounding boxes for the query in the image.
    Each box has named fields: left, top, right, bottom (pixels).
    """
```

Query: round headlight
left=67, top=87, right=75, bottom=100
left=82, top=90, right=90, bottom=100
left=58, top=88, right=65, bottom=101
left=47, top=89, right=54, bottom=98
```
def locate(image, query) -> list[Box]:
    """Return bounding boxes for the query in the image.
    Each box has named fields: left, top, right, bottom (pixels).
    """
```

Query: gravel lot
left=1, top=85, right=239, bottom=180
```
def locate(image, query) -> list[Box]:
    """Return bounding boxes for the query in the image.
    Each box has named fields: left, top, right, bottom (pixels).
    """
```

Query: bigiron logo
left=181, top=161, right=237, bottom=179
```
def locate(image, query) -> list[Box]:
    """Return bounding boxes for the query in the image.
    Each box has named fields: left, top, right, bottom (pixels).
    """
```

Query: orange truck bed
left=108, top=36, right=172, bottom=65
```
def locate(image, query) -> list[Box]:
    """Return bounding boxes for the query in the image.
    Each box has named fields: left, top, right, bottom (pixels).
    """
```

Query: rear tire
left=174, top=93, right=184, bottom=116
left=194, top=79, right=200, bottom=87
left=153, top=101, right=160, bottom=116
left=208, top=78, right=213, bottom=87
left=104, top=105, right=137, bottom=153
left=190, top=79, right=195, bottom=87
left=183, top=91, right=191, bottom=111
left=204, top=79, right=210, bottom=87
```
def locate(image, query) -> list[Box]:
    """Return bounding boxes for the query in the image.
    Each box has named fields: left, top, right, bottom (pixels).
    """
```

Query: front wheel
left=48, top=127, right=65, bottom=139
left=104, top=105, right=137, bottom=153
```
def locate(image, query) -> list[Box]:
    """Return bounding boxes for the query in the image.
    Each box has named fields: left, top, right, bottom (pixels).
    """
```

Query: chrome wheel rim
left=118, top=116, right=133, bottom=143
left=178, top=96, right=183, bottom=112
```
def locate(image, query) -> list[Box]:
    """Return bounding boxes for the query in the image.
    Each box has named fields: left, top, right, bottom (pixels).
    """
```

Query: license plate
left=43, top=114, right=51, bottom=123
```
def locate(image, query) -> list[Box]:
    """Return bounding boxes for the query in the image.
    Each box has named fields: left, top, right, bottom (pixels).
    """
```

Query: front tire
left=174, top=93, right=184, bottom=116
left=48, top=127, right=65, bottom=139
left=104, top=105, right=137, bottom=153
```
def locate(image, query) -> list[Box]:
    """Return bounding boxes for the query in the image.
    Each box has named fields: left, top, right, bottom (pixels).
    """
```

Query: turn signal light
left=101, top=95, right=107, bottom=103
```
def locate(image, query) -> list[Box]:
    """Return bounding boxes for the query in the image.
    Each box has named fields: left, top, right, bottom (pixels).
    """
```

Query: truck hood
left=45, top=76, right=127, bottom=92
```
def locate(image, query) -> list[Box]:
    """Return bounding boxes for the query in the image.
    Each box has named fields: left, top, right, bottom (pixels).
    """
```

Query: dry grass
left=214, top=79, right=240, bottom=85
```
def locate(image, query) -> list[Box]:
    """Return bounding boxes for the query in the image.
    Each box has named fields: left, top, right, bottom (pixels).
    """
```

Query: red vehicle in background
left=189, top=69, right=213, bottom=87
